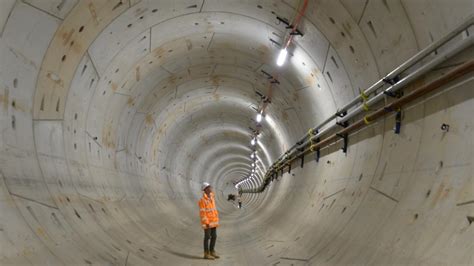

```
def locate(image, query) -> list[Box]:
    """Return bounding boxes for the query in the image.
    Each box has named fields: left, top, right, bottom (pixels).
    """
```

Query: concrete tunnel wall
left=0, top=0, right=473, bottom=265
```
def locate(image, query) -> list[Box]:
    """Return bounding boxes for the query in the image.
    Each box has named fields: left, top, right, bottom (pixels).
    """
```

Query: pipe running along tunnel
left=0, top=0, right=473, bottom=265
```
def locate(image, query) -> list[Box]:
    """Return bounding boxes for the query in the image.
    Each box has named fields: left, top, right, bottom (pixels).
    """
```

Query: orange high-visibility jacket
left=198, top=192, right=219, bottom=228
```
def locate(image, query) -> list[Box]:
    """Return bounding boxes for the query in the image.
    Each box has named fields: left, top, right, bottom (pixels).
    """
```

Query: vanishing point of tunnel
left=0, top=0, right=473, bottom=265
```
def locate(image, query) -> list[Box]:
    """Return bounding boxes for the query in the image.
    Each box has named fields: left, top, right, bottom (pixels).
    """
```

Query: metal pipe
left=339, top=35, right=474, bottom=123
left=270, top=15, right=473, bottom=163
left=337, top=14, right=473, bottom=114
left=244, top=16, right=473, bottom=193
left=305, top=34, right=473, bottom=148
left=243, top=59, right=474, bottom=193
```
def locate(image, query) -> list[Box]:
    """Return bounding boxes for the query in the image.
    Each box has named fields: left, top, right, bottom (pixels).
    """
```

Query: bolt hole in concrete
left=349, top=45, right=355, bottom=53
left=468, top=216, right=474, bottom=225
left=11, top=115, right=15, bottom=129
left=74, top=209, right=81, bottom=219
left=81, top=64, right=87, bottom=75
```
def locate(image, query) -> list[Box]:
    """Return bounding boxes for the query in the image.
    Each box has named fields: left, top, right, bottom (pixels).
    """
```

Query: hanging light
left=250, top=138, right=256, bottom=146
left=250, top=153, right=255, bottom=159
left=276, top=48, right=288, bottom=66
left=251, top=163, right=255, bottom=167
left=256, top=113, right=263, bottom=123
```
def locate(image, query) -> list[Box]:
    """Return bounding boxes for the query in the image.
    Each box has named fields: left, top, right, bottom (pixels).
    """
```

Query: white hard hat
left=201, top=182, right=210, bottom=191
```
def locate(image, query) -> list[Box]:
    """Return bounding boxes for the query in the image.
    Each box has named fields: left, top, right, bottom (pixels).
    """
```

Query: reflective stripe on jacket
left=198, top=192, right=219, bottom=228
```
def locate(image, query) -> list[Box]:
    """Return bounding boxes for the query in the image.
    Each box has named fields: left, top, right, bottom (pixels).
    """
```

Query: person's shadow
left=163, top=247, right=203, bottom=260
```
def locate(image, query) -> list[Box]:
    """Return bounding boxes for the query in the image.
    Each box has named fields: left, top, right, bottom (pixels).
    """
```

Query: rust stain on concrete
left=127, top=97, right=135, bottom=107
left=282, top=110, right=289, bottom=121
left=61, top=28, right=75, bottom=46
left=11, top=98, right=27, bottom=112
left=110, top=82, right=118, bottom=92
left=168, top=75, right=177, bottom=85
left=145, top=113, right=154, bottom=125
left=304, top=74, right=316, bottom=87
left=292, top=91, right=299, bottom=102
left=102, top=121, right=116, bottom=149
left=256, top=44, right=269, bottom=58
left=153, top=47, right=166, bottom=59
left=36, top=227, right=45, bottom=237
left=431, top=181, right=450, bottom=207
left=0, top=88, right=9, bottom=111
left=185, top=39, right=193, bottom=51
left=88, top=2, right=99, bottom=26
left=135, top=66, right=141, bottom=82
left=211, top=76, right=220, bottom=87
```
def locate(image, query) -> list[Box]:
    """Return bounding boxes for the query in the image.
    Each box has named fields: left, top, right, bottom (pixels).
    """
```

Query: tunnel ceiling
left=1, top=0, right=473, bottom=265
left=31, top=0, right=364, bottom=192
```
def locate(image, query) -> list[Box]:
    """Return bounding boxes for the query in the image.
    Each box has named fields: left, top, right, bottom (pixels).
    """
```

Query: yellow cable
left=363, top=116, right=371, bottom=125
left=363, top=102, right=370, bottom=111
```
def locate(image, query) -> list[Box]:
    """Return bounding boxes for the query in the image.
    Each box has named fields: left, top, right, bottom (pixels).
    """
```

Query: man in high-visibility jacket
left=198, top=182, right=220, bottom=260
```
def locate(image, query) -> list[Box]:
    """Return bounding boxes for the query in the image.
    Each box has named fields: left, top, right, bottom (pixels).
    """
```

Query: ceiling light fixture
left=276, top=48, right=288, bottom=66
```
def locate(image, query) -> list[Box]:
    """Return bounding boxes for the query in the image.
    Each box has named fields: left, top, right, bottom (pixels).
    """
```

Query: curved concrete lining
left=0, top=0, right=473, bottom=265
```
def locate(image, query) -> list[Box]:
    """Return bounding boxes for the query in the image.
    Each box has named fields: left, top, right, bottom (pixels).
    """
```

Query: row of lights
left=236, top=51, right=286, bottom=190
left=236, top=0, right=305, bottom=191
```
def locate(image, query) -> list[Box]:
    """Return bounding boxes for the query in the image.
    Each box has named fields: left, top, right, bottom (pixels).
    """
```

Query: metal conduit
left=243, top=58, right=474, bottom=193
left=267, top=16, right=473, bottom=169
left=254, top=18, right=474, bottom=185
left=300, top=35, right=474, bottom=151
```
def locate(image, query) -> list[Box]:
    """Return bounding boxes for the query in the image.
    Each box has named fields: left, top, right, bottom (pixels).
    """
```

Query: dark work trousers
left=203, top=227, right=217, bottom=252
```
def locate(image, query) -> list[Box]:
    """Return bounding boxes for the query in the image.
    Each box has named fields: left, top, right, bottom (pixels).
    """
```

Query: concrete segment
left=0, top=0, right=473, bottom=265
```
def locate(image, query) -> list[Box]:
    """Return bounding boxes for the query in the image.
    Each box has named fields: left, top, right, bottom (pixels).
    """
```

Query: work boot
left=210, top=251, right=220, bottom=259
left=204, top=251, right=215, bottom=260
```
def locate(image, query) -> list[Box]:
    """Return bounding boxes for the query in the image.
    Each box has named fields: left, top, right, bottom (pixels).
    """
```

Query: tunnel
left=0, top=0, right=473, bottom=265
